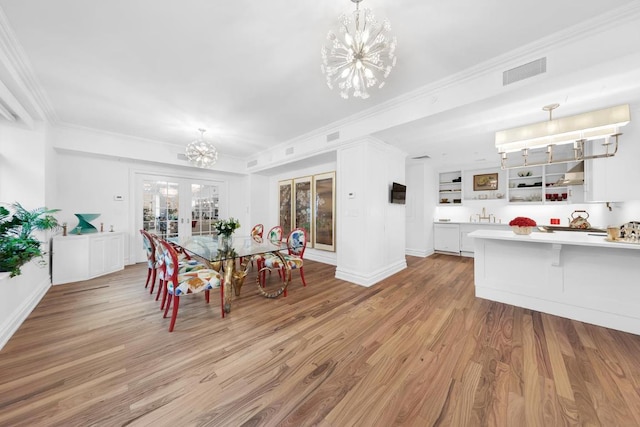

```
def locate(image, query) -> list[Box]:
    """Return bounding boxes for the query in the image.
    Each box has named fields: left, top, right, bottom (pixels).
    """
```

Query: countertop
left=434, top=221, right=508, bottom=226
left=468, top=229, right=640, bottom=250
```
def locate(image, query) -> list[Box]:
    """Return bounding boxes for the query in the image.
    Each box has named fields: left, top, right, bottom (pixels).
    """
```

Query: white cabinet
left=460, top=224, right=509, bottom=255
left=52, top=232, right=124, bottom=285
left=434, top=223, right=460, bottom=254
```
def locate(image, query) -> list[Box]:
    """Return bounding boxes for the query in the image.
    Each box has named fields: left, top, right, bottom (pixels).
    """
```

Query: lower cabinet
left=52, top=232, right=124, bottom=285
left=435, top=223, right=509, bottom=256
left=434, top=223, right=460, bottom=254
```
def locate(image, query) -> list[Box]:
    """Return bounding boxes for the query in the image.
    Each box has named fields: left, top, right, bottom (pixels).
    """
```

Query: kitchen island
left=469, top=229, right=640, bottom=335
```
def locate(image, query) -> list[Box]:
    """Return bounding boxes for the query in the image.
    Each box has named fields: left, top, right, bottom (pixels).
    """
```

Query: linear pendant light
left=496, top=104, right=631, bottom=169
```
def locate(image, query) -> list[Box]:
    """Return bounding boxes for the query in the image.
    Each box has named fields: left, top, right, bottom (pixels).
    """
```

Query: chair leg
left=169, top=296, right=179, bottom=332
left=160, top=281, right=169, bottom=310
left=205, top=289, right=210, bottom=304
left=300, top=267, right=307, bottom=286
left=155, top=278, right=163, bottom=301
left=144, top=268, right=152, bottom=288
left=149, top=268, right=157, bottom=294
left=163, top=294, right=172, bottom=318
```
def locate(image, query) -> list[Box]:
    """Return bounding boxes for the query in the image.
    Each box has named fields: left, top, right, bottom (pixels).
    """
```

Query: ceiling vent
left=411, top=154, right=431, bottom=159
left=503, top=57, right=546, bottom=86
left=326, top=131, right=340, bottom=142
left=247, top=159, right=258, bottom=168
left=285, top=147, right=294, bottom=155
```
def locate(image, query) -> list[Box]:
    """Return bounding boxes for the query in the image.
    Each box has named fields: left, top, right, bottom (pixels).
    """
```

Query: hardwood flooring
left=2, top=254, right=640, bottom=426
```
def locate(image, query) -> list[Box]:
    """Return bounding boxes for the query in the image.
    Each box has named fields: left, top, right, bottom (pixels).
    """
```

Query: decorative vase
left=512, top=226, right=532, bottom=235
left=218, top=234, right=233, bottom=251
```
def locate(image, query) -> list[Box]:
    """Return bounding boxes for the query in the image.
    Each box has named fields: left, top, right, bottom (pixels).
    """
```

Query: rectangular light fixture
left=495, top=104, right=630, bottom=154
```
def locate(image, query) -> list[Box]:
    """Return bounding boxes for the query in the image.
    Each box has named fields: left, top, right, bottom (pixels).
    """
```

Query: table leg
left=256, top=251, right=291, bottom=298
left=232, top=257, right=250, bottom=296
left=222, top=258, right=234, bottom=313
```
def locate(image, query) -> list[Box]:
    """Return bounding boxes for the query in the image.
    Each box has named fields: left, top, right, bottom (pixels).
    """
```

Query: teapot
left=569, top=210, right=591, bottom=229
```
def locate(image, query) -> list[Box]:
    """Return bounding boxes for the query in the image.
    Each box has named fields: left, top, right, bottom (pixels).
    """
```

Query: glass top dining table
left=174, top=235, right=293, bottom=314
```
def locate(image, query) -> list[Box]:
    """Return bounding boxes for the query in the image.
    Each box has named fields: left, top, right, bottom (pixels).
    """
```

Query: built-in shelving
left=438, top=171, right=463, bottom=205
left=506, top=162, right=583, bottom=204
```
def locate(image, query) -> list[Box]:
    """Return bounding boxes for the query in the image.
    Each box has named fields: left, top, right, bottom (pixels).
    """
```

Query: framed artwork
left=293, top=176, right=313, bottom=246
left=313, top=171, right=335, bottom=252
left=278, top=180, right=293, bottom=237
left=473, top=173, right=498, bottom=191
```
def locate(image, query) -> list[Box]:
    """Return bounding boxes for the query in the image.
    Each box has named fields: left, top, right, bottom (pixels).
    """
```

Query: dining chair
left=254, top=225, right=283, bottom=282
left=251, top=223, right=264, bottom=242
left=158, top=240, right=224, bottom=332
left=261, top=227, right=307, bottom=296
left=140, top=229, right=158, bottom=291
left=155, top=236, right=208, bottom=309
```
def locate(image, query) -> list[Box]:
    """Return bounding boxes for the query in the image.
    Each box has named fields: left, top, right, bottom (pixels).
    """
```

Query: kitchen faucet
left=477, top=207, right=494, bottom=223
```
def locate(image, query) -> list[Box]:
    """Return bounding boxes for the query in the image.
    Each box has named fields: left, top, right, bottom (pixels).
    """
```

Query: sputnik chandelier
left=185, top=128, right=218, bottom=168
left=321, top=0, right=397, bottom=99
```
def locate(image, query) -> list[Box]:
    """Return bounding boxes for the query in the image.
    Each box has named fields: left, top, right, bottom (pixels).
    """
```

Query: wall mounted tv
left=390, top=182, right=406, bottom=204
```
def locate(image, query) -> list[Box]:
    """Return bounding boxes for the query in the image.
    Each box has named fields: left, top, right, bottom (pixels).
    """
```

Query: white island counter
left=469, top=229, right=640, bottom=335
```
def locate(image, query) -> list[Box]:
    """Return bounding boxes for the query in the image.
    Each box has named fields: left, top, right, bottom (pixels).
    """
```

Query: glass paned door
left=143, top=180, right=181, bottom=240
left=191, top=183, right=219, bottom=237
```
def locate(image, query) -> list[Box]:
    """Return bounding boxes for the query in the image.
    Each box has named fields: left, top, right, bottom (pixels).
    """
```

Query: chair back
left=140, top=229, right=156, bottom=268
left=251, top=224, right=264, bottom=242
left=267, top=225, right=283, bottom=244
left=287, top=228, right=307, bottom=258
left=158, top=239, right=180, bottom=283
left=151, top=234, right=166, bottom=274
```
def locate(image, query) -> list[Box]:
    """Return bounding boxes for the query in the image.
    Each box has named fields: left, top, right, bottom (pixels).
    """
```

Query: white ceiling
left=0, top=0, right=639, bottom=166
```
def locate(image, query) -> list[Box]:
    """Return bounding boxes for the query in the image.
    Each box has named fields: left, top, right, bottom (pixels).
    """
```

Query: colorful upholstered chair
left=261, top=228, right=307, bottom=295
left=251, top=223, right=264, bottom=242
left=254, top=225, right=283, bottom=278
left=140, top=229, right=158, bottom=291
left=155, top=236, right=207, bottom=309
left=159, top=240, right=224, bottom=332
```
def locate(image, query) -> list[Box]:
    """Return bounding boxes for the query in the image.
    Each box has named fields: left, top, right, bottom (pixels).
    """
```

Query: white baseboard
left=304, top=249, right=337, bottom=266
left=0, top=277, right=50, bottom=350
left=405, top=248, right=433, bottom=257
left=335, top=259, right=407, bottom=287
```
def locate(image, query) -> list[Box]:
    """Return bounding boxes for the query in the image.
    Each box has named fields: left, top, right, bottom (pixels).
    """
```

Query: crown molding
left=0, top=6, right=58, bottom=123
left=274, top=2, right=640, bottom=151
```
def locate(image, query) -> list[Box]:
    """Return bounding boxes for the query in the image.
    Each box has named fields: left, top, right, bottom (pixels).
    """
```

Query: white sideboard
left=52, top=232, right=124, bottom=285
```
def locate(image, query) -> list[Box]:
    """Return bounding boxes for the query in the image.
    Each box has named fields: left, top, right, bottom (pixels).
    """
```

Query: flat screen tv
left=390, top=182, right=406, bottom=204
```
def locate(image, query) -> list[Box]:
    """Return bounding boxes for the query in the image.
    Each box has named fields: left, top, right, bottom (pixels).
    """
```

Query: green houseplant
left=0, top=202, right=60, bottom=277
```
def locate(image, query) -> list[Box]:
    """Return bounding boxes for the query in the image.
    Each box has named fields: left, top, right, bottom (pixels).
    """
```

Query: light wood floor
left=2, top=255, right=640, bottom=426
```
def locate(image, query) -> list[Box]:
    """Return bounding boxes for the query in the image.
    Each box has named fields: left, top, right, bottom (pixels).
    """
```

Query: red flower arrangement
left=509, top=217, right=537, bottom=227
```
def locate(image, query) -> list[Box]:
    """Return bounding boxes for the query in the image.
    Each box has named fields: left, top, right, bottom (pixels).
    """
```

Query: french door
left=136, top=174, right=223, bottom=262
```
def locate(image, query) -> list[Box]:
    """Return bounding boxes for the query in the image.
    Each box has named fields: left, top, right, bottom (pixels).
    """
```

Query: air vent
left=285, top=147, right=294, bottom=155
left=326, top=131, right=340, bottom=142
left=177, top=153, right=187, bottom=161
left=503, top=57, right=546, bottom=86
left=247, top=159, right=258, bottom=168
left=412, top=154, right=431, bottom=159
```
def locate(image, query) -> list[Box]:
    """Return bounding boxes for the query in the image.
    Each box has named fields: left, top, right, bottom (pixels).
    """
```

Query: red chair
left=140, top=229, right=158, bottom=291
left=261, top=228, right=307, bottom=296
left=158, top=240, right=224, bottom=332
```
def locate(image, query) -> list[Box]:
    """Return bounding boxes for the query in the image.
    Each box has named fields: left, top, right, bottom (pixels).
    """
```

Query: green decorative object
left=72, top=213, right=100, bottom=234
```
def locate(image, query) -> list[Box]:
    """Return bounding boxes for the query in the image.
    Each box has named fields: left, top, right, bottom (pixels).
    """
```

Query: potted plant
left=0, top=202, right=60, bottom=277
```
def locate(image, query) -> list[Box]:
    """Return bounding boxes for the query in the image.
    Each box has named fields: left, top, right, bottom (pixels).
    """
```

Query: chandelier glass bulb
left=185, top=128, right=218, bottom=168
left=321, top=0, right=397, bottom=99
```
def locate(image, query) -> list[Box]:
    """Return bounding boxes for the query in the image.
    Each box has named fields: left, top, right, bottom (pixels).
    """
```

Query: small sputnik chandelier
left=185, top=128, right=218, bottom=168
left=321, top=0, right=397, bottom=99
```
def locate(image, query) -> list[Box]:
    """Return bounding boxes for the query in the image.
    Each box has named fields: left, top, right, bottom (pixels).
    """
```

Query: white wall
left=0, top=122, right=51, bottom=349
left=54, top=149, right=249, bottom=265
left=406, top=160, right=437, bottom=257
left=336, top=138, right=407, bottom=286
